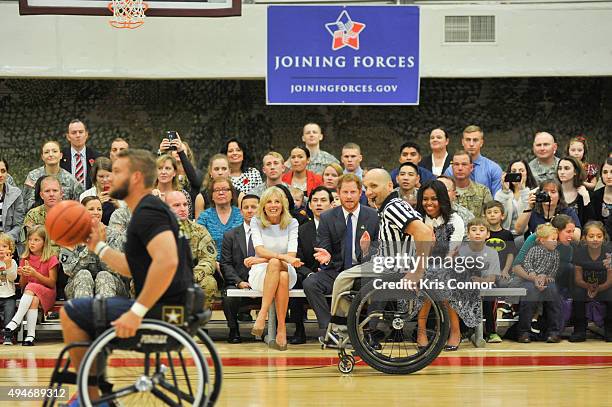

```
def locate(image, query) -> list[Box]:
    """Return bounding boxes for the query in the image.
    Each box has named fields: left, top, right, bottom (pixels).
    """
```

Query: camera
left=535, top=191, right=551, bottom=203
left=166, top=131, right=178, bottom=151
left=504, top=173, right=522, bottom=183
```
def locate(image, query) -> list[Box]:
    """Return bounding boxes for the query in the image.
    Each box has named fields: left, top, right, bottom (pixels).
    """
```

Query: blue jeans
left=518, top=281, right=562, bottom=336
left=0, top=297, right=17, bottom=327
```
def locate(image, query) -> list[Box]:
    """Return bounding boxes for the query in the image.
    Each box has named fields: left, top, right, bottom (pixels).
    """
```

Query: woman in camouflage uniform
left=22, top=140, right=84, bottom=210
left=61, top=197, right=128, bottom=299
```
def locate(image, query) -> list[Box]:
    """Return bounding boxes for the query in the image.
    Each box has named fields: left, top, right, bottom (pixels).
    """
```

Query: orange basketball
left=45, top=200, right=93, bottom=247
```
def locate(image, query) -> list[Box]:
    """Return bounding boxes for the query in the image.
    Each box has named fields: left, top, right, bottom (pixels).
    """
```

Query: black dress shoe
left=546, top=335, right=561, bottom=343
left=237, top=312, right=253, bottom=322
left=517, top=333, right=531, bottom=343
left=568, top=331, right=586, bottom=343
left=444, top=344, right=459, bottom=352
left=289, top=334, right=307, bottom=345
left=227, top=329, right=242, bottom=344
left=365, top=332, right=382, bottom=351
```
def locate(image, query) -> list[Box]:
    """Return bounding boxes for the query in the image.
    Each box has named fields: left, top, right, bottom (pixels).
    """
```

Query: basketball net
left=108, top=0, right=148, bottom=29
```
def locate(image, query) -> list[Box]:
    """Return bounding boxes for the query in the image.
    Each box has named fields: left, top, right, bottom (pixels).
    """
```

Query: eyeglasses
left=213, top=188, right=231, bottom=194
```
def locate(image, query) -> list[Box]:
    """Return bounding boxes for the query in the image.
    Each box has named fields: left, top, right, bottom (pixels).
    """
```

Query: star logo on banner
left=325, top=10, right=366, bottom=51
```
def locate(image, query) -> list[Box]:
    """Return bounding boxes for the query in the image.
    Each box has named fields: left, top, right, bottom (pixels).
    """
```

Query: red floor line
left=1, top=355, right=612, bottom=369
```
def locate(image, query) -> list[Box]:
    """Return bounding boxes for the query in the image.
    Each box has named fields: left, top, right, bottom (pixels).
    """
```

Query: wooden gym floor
left=1, top=329, right=611, bottom=407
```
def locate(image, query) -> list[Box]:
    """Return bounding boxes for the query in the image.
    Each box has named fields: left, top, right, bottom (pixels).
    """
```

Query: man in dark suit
left=292, top=185, right=334, bottom=344
left=303, top=174, right=380, bottom=342
left=220, top=194, right=260, bottom=343
left=60, top=119, right=101, bottom=190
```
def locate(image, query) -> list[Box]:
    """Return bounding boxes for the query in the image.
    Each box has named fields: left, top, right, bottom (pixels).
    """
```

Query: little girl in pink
left=4, top=225, right=58, bottom=346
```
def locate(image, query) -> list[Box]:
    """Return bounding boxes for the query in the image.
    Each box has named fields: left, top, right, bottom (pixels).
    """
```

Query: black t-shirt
left=574, top=244, right=611, bottom=285
left=125, top=194, right=193, bottom=304
left=486, top=228, right=517, bottom=270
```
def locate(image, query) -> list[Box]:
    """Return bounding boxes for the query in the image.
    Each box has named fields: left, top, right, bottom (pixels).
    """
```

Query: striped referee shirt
left=376, top=191, right=422, bottom=258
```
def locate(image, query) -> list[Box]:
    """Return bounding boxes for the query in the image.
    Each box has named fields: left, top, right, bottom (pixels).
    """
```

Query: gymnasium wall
left=1, top=77, right=610, bottom=184
left=0, top=2, right=612, bottom=78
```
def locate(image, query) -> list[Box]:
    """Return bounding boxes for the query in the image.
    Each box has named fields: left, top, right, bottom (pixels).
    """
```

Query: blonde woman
left=153, top=154, right=193, bottom=218
left=247, top=187, right=302, bottom=350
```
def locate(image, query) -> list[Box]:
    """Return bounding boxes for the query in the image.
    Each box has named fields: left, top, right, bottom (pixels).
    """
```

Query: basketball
left=45, top=201, right=93, bottom=247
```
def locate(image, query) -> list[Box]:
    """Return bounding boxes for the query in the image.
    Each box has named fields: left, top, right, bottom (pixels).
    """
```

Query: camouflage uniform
left=452, top=202, right=475, bottom=231
left=107, top=206, right=131, bottom=252
left=456, top=181, right=493, bottom=218
left=179, top=219, right=218, bottom=309
left=22, top=166, right=84, bottom=209
left=529, top=157, right=561, bottom=185
left=60, top=245, right=129, bottom=299
left=286, top=150, right=340, bottom=175
left=22, top=205, right=59, bottom=254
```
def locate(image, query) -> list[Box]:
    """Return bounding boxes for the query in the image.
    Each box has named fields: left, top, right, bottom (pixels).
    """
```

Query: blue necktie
left=344, top=213, right=353, bottom=270
left=247, top=232, right=255, bottom=258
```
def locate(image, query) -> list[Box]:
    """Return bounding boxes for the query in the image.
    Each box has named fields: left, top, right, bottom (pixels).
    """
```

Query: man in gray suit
left=303, top=174, right=380, bottom=342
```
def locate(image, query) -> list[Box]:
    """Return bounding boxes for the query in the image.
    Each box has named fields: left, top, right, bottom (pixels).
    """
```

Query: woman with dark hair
left=495, top=159, right=538, bottom=235
left=556, top=156, right=594, bottom=226
left=591, top=158, right=612, bottom=236
left=221, top=138, right=262, bottom=194
left=515, top=179, right=582, bottom=241
left=79, top=157, right=119, bottom=225
left=415, top=180, right=466, bottom=351
left=421, top=128, right=451, bottom=176
left=0, top=158, right=24, bottom=251
left=281, top=146, right=323, bottom=198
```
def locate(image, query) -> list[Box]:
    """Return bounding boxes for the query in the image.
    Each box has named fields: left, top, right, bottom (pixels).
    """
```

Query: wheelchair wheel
left=78, top=320, right=209, bottom=407
left=196, top=328, right=223, bottom=406
left=347, top=282, right=450, bottom=375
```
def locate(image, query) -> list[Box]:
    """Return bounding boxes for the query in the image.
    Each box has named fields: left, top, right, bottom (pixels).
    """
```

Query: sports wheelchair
left=323, top=278, right=450, bottom=375
left=44, top=285, right=222, bottom=407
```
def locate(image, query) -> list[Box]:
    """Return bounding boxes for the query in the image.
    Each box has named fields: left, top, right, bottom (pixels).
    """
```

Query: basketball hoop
left=108, top=0, right=148, bottom=29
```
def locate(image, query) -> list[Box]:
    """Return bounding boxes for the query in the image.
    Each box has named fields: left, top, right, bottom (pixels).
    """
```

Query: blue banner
left=267, top=5, right=420, bottom=105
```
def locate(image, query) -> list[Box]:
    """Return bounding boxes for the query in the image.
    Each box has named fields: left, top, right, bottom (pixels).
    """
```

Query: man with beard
left=59, top=149, right=193, bottom=404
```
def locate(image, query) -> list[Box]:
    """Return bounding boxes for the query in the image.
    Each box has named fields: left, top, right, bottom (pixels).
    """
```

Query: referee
left=328, top=168, right=434, bottom=327
left=59, top=149, right=193, bottom=404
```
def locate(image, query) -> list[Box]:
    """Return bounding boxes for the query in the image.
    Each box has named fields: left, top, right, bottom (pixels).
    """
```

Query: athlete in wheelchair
left=45, top=149, right=222, bottom=406
left=318, top=170, right=450, bottom=375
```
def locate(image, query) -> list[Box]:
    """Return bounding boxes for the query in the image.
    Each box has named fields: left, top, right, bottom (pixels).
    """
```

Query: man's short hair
left=463, top=125, right=482, bottom=135
left=483, top=200, right=505, bottom=215
left=437, top=175, right=456, bottom=190
left=337, top=173, right=362, bottom=191
left=240, top=194, right=260, bottom=208
left=399, top=141, right=421, bottom=155
left=342, top=142, right=361, bottom=153
left=452, top=150, right=473, bottom=164
left=116, top=149, right=157, bottom=188
left=40, top=175, right=62, bottom=190
left=398, top=161, right=419, bottom=173
left=534, top=131, right=556, bottom=143
left=112, top=137, right=129, bottom=145
left=263, top=151, right=284, bottom=165
left=309, top=185, right=334, bottom=202
left=467, top=217, right=489, bottom=231
left=68, top=118, right=88, bottom=132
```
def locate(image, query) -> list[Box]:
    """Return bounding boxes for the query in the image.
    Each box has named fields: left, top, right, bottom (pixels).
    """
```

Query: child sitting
left=289, top=186, right=305, bottom=210
left=459, top=218, right=502, bottom=343
left=570, top=221, right=612, bottom=342
left=3, top=225, right=58, bottom=346
left=516, top=223, right=561, bottom=343
left=484, top=201, right=518, bottom=339
left=0, top=233, right=18, bottom=345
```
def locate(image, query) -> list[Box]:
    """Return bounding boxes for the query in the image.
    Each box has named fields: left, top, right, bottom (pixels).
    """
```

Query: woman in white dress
left=247, top=187, right=302, bottom=350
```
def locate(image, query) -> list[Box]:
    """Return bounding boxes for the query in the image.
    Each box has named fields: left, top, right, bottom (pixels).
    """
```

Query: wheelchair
left=44, top=285, right=222, bottom=407
left=323, top=277, right=450, bottom=375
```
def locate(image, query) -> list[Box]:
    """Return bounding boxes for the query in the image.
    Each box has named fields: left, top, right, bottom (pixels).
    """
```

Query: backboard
left=19, top=0, right=241, bottom=17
